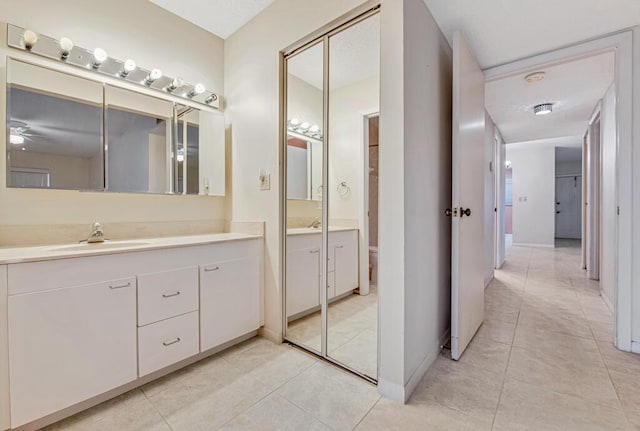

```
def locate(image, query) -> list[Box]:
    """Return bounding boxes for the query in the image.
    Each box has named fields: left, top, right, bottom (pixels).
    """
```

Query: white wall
left=396, top=0, right=452, bottom=401
left=496, top=128, right=506, bottom=267
left=506, top=142, right=556, bottom=247
left=601, top=84, right=616, bottom=310
left=329, top=76, right=379, bottom=225
left=0, top=0, right=227, bottom=246
left=484, top=112, right=496, bottom=285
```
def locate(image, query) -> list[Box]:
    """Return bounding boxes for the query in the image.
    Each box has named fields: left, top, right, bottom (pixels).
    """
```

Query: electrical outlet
left=259, top=173, right=271, bottom=190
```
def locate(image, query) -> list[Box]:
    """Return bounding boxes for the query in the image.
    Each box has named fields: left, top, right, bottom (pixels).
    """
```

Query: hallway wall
left=601, top=84, right=617, bottom=310
left=506, top=142, right=556, bottom=247
left=484, top=112, right=497, bottom=285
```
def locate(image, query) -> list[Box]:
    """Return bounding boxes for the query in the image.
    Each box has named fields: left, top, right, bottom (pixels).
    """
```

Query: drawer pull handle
left=163, top=337, right=181, bottom=347
left=309, top=249, right=320, bottom=254
left=336, top=245, right=344, bottom=249
left=162, top=291, right=181, bottom=298
left=204, top=266, right=220, bottom=272
left=109, top=282, right=131, bottom=290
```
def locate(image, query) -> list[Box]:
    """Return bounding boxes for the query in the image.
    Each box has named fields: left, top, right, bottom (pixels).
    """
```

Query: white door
left=555, top=176, right=582, bottom=239
left=451, top=32, right=486, bottom=360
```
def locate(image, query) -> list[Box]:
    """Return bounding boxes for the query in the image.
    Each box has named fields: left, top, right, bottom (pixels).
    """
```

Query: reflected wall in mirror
left=105, top=86, right=172, bottom=194
left=285, top=41, right=324, bottom=354
left=175, top=105, right=224, bottom=195
left=6, top=59, right=103, bottom=190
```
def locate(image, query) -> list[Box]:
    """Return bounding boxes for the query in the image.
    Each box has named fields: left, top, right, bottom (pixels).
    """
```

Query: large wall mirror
left=6, top=58, right=225, bottom=196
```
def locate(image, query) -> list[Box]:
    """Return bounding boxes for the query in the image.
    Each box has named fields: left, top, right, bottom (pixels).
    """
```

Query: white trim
left=631, top=342, right=640, bottom=355
left=512, top=243, right=555, bottom=248
left=377, top=378, right=405, bottom=402
left=484, top=29, right=633, bottom=353
left=602, top=290, right=615, bottom=314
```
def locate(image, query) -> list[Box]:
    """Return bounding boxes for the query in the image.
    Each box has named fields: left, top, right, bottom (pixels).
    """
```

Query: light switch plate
left=260, top=173, right=271, bottom=190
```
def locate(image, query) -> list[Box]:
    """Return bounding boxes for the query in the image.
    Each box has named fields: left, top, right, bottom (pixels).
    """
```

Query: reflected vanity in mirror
left=6, top=58, right=225, bottom=196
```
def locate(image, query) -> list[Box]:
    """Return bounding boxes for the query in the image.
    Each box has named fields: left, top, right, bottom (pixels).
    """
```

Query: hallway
left=360, top=241, right=639, bottom=430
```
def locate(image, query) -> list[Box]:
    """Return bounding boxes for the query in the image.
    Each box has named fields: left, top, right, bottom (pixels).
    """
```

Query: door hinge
left=617, top=206, right=620, bottom=215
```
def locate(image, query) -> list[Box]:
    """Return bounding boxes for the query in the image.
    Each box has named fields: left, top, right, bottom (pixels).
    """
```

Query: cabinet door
left=200, top=256, right=261, bottom=351
left=8, top=278, right=137, bottom=428
left=334, top=239, right=359, bottom=297
left=286, top=247, right=321, bottom=317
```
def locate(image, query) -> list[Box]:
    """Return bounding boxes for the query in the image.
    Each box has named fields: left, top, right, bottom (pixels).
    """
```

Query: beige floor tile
left=517, top=304, right=592, bottom=338
left=475, top=318, right=517, bottom=345
left=513, top=326, right=604, bottom=368
left=610, top=370, right=640, bottom=415
left=222, top=339, right=317, bottom=390
left=355, top=398, right=492, bottom=431
left=409, top=358, right=502, bottom=424
left=597, top=340, right=640, bottom=375
left=217, top=394, right=331, bottom=431
left=494, top=378, right=632, bottom=431
left=277, top=362, right=380, bottom=431
left=43, top=390, right=171, bottom=431
left=506, top=346, right=620, bottom=409
left=439, top=337, right=512, bottom=379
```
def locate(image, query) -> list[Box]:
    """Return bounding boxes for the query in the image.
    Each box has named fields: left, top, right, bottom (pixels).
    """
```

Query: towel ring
left=337, top=181, right=351, bottom=197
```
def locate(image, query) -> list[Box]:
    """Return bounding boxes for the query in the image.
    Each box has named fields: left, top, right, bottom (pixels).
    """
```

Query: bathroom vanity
left=286, top=227, right=359, bottom=319
left=0, top=233, right=262, bottom=430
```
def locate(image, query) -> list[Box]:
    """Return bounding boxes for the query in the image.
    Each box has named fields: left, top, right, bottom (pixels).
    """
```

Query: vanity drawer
left=137, top=267, right=199, bottom=326
left=138, top=311, right=199, bottom=377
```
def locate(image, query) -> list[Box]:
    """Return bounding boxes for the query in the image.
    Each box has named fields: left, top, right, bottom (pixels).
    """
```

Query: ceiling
left=424, top=0, right=640, bottom=69
left=288, top=14, right=380, bottom=90
left=149, top=0, right=275, bottom=39
left=485, top=52, right=615, bottom=144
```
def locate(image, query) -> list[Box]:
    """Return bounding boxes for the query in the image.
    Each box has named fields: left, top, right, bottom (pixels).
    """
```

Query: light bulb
left=299, top=122, right=310, bottom=131
left=121, top=59, right=136, bottom=76
left=205, top=94, right=217, bottom=104
left=309, top=124, right=320, bottom=133
left=23, top=30, right=38, bottom=49
left=166, top=77, right=184, bottom=92
left=10, top=134, right=25, bottom=145
left=59, top=37, right=74, bottom=59
left=189, top=83, right=205, bottom=97
left=290, top=118, right=300, bottom=126
left=92, top=48, right=107, bottom=68
left=145, top=68, right=162, bottom=85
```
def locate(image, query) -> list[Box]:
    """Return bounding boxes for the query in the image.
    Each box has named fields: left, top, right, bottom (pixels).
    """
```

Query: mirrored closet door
left=283, top=8, right=380, bottom=382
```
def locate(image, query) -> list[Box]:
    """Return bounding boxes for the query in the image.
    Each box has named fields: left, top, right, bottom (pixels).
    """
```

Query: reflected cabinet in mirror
left=6, top=58, right=225, bottom=196
left=7, top=59, right=104, bottom=190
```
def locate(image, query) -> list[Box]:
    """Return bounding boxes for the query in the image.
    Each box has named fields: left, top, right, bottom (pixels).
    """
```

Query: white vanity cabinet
left=200, top=255, right=261, bottom=351
left=8, top=277, right=138, bottom=428
left=286, top=229, right=358, bottom=318
left=2, top=234, right=263, bottom=430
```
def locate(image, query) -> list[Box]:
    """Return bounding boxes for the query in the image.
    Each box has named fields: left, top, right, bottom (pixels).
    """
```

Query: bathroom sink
left=49, top=241, right=151, bottom=252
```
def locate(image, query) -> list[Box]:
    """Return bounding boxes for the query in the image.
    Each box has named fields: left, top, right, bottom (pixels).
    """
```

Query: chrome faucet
left=87, top=222, right=105, bottom=243
left=307, top=217, right=322, bottom=229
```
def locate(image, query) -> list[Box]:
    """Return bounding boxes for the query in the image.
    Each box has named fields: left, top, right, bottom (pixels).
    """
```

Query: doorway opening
left=555, top=147, right=583, bottom=248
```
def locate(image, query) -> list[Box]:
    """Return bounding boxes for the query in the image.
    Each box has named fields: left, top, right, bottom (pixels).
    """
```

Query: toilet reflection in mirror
left=284, top=13, right=380, bottom=381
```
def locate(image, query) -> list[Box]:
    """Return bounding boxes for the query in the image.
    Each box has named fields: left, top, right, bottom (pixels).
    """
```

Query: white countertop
left=287, top=226, right=358, bottom=236
left=0, top=233, right=263, bottom=264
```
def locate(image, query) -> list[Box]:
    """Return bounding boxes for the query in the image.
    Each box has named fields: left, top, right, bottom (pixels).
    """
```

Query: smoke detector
left=524, top=71, right=546, bottom=83
left=534, top=103, right=554, bottom=116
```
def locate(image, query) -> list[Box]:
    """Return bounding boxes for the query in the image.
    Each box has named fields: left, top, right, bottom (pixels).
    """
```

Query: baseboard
left=378, top=329, right=449, bottom=404
left=512, top=242, right=555, bottom=248
left=259, top=326, right=282, bottom=344
left=484, top=273, right=494, bottom=288
left=601, top=291, right=615, bottom=314
left=631, top=342, right=640, bottom=354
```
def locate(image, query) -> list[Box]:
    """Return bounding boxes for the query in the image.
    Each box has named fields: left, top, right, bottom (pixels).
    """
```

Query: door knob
left=556, top=210, right=561, bottom=214
left=445, top=208, right=453, bottom=217
left=460, top=208, right=471, bottom=217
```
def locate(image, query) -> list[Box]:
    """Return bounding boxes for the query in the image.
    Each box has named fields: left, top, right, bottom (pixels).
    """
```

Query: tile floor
left=286, top=285, right=378, bottom=379
left=43, top=241, right=640, bottom=431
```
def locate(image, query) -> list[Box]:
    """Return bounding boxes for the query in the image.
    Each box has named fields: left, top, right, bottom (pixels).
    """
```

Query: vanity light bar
left=6, top=24, right=221, bottom=109
left=287, top=119, right=323, bottom=140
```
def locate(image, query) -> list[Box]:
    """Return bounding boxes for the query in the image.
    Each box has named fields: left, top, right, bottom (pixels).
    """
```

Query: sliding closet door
left=326, top=14, right=380, bottom=380
left=284, top=42, right=325, bottom=354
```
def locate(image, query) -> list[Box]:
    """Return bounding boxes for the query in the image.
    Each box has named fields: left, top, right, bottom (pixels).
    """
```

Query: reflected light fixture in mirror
left=9, top=134, right=25, bottom=145
left=166, top=77, right=184, bottom=92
